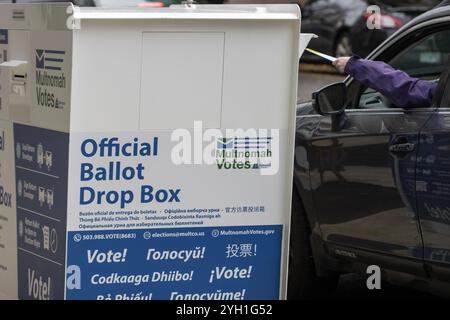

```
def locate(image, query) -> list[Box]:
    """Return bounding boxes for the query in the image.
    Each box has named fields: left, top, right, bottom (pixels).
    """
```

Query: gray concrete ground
left=297, top=64, right=440, bottom=300
left=334, top=274, right=440, bottom=300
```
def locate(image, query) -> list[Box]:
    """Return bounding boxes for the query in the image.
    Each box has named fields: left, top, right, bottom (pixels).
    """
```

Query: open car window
left=356, top=28, right=450, bottom=109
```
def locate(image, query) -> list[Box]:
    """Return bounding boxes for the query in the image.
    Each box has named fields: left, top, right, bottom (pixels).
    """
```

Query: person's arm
left=333, top=56, right=438, bottom=108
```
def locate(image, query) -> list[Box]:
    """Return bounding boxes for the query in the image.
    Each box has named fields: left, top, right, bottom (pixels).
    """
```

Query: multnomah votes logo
left=216, top=137, right=273, bottom=170
left=35, top=49, right=67, bottom=109
left=35, top=49, right=65, bottom=70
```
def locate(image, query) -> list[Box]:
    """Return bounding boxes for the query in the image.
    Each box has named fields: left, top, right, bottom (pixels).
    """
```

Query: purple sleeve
left=344, top=56, right=438, bottom=108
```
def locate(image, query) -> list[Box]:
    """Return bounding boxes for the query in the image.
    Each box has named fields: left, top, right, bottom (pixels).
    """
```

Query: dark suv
left=290, top=5, right=450, bottom=298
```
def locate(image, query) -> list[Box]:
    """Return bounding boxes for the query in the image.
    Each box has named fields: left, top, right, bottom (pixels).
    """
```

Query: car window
left=390, top=29, right=450, bottom=77
left=357, top=28, right=450, bottom=109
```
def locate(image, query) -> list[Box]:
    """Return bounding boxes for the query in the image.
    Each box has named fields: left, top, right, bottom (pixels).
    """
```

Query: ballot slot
left=0, top=29, right=30, bottom=121
left=12, top=72, right=25, bottom=80
left=1, top=60, right=28, bottom=100
left=8, top=30, right=29, bottom=102
left=0, top=60, right=28, bottom=120
left=11, top=61, right=27, bottom=93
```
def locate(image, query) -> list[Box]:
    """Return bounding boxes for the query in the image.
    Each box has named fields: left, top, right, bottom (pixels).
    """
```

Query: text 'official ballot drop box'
left=0, top=3, right=310, bottom=300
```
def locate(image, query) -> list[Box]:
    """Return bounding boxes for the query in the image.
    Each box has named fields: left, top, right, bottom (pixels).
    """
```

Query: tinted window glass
left=390, top=29, right=450, bottom=78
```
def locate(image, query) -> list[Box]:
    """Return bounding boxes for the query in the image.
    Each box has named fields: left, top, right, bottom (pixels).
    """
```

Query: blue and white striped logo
left=217, top=137, right=272, bottom=151
left=35, top=49, right=65, bottom=71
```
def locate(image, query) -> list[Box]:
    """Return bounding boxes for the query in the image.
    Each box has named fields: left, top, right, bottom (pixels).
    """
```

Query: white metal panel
left=139, top=32, right=224, bottom=130
left=0, top=120, right=18, bottom=300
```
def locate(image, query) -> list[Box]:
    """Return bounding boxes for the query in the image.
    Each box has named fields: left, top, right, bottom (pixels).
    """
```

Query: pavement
left=297, top=63, right=440, bottom=300
left=334, top=274, right=441, bottom=300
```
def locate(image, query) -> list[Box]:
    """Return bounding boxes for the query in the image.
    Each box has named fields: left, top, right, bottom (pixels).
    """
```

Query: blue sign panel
left=0, top=29, right=8, bottom=44
left=66, top=225, right=282, bottom=300
left=14, top=124, right=69, bottom=300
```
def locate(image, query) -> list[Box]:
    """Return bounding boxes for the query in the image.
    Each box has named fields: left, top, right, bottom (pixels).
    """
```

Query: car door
left=308, top=26, right=450, bottom=272
left=414, top=40, right=450, bottom=280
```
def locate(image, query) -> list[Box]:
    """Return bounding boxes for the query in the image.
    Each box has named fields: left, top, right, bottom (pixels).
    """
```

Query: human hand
left=333, top=57, right=351, bottom=74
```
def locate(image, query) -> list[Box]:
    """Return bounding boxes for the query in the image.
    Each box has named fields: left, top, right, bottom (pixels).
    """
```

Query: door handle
left=389, top=137, right=415, bottom=158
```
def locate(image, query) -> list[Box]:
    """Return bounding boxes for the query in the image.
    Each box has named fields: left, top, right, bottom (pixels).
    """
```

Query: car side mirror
left=312, top=82, right=347, bottom=116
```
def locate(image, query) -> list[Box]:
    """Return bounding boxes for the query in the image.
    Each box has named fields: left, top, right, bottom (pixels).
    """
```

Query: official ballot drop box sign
left=0, top=3, right=303, bottom=300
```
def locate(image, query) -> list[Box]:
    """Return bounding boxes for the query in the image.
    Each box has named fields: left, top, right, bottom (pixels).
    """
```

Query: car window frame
left=344, top=19, right=450, bottom=111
